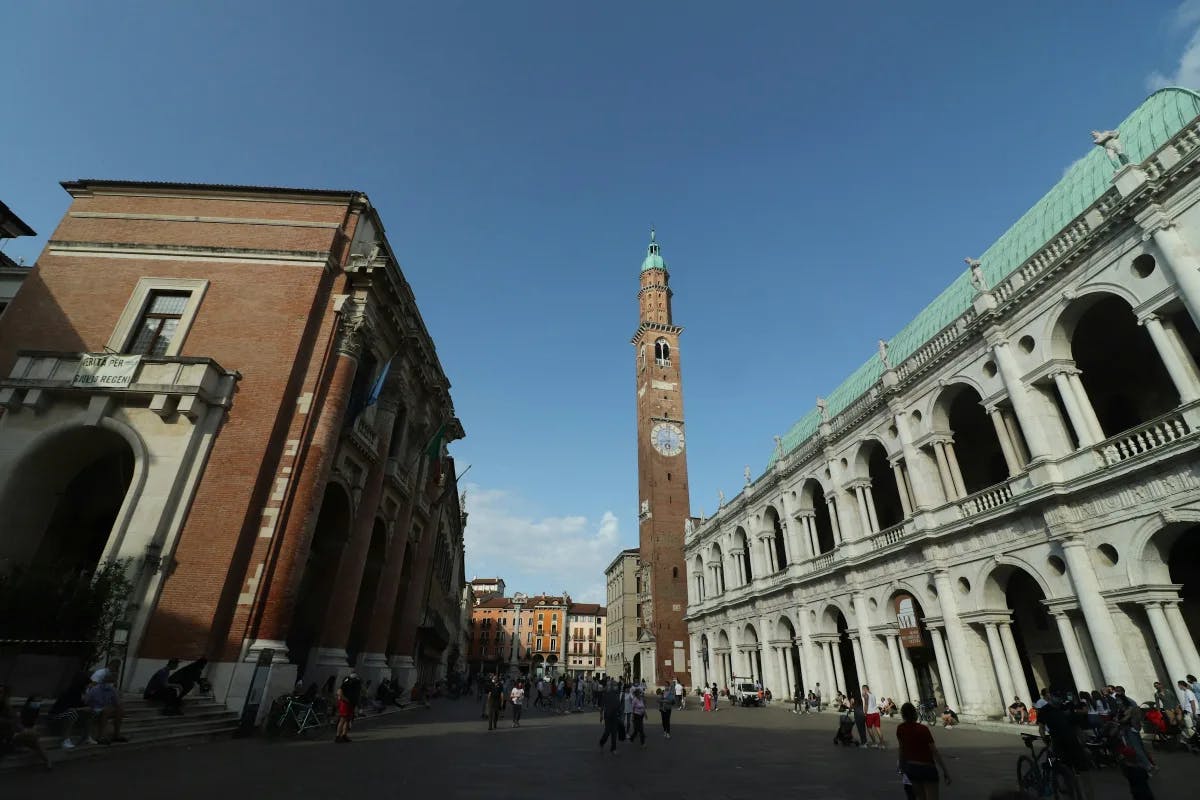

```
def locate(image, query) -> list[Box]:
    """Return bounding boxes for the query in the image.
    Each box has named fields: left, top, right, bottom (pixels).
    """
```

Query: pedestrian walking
left=711, top=682, right=720, bottom=711
left=485, top=677, right=502, bottom=731
left=703, top=685, right=713, bottom=712
left=335, top=670, right=362, bottom=743
left=895, top=701, right=951, bottom=800
left=863, top=685, right=885, bottom=748
left=631, top=688, right=647, bottom=746
left=598, top=680, right=623, bottom=754
left=623, top=683, right=634, bottom=733
left=674, top=679, right=686, bottom=711
left=510, top=680, right=525, bottom=727
left=659, top=683, right=674, bottom=738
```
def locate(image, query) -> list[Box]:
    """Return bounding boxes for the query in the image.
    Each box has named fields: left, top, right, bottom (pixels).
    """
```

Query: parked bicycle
left=265, top=694, right=328, bottom=738
left=917, top=698, right=939, bottom=726
left=1017, top=732, right=1082, bottom=798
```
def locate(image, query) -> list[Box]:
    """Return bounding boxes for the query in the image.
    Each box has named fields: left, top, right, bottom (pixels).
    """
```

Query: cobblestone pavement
left=4, top=698, right=1196, bottom=799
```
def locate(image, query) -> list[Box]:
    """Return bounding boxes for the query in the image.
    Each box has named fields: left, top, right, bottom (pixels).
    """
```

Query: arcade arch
left=288, top=483, right=352, bottom=677
left=798, top=478, right=837, bottom=554
left=764, top=506, right=787, bottom=571
left=855, top=440, right=904, bottom=532
left=932, top=383, right=1009, bottom=495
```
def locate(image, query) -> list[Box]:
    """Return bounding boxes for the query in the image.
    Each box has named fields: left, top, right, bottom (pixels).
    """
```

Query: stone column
left=830, top=642, right=847, bottom=695
left=891, top=403, right=940, bottom=509
left=1052, top=612, right=1095, bottom=690
left=984, top=622, right=1015, bottom=712
left=1145, top=602, right=1189, bottom=684
left=1142, top=314, right=1200, bottom=403
left=795, top=608, right=816, bottom=696
left=988, top=334, right=1054, bottom=460
left=855, top=486, right=874, bottom=536
left=886, top=634, right=908, bottom=702
left=1061, top=538, right=1132, bottom=687
left=999, top=622, right=1032, bottom=704
left=988, top=407, right=1022, bottom=476
left=1067, top=372, right=1106, bottom=444
left=854, top=593, right=881, bottom=688
left=933, top=570, right=983, bottom=714
left=749, top=538, right=767, bottom=580
left=864, top=486, right=881, bottom=532
left=942, top=440, right=968, bottom=498
left=798, top=514, right=816, bottom=558
left=931, top=441, right=957, bottom=500
left=901, top=645, right=920, bottom=705
left=316, top=393, right=403, bottom=665
left=820, top=641, right=836, bottom=699
left=826, top=495, right=844, bottom=544
left=892, top=462, right=914, bottom=517
left=1165, top=602, right=1200, bottom=673
left=850, top=636, right=867, bottom=691
left=1002, top=409, right=1031, bottom=464
left=730, top=548, right=745, bottom=587
left=251, top=318, right=363, bottom=657
left=781, top=519, right=800, bottom=567
left=929, top=627, right=959, bottom=710
left=1052, top=371, right=1093, bottom=447
left=1138, top=205, right=1200, bottom=329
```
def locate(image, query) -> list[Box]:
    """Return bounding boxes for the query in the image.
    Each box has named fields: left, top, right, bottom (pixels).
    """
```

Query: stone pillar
left=933, top=570, right=983, bottom=714
left=1067, top=372, right=1106, bottom=444
left=826, top=495, right=844, bottom=544
left=1142, top=314, right=1200, bottom=403
left=1002, top=409, right=1031, bottom=464
left=892, top=462, right=913, bottom=517
left=798, top=514, right=816, bottom=558
left=901, top=645, right=920, bottom=705
left=931, top=441, right=957, bottom=500
left=749, top=538, right=767, bottom=580
left=886, top=634, right=908, bottom=702
left=1061, top=538, right=1132, bottom=687
left=795, top=608, right=816, bottom=696
left=929, top=627, right=959, bottom=710
left=984, top=622, right=1015, bottom=712
left=1052, top=371, right=1093, bottom=447
left=988, top=335, right=1054, bottom=460
left=1145, top=602, right=1189, bottom=684
left=1052, top=612, right=1095, bottom=690
left=251, top=322, right=363, bottom=656
left=891, top=403, right=940, bottom=509
left=855, top=486, right=874, bottom=536
left=1165, top=602, right=1200, bottom=673
left=782, top=519, right=800, bottom=567
left=316, top=395, right=403, bottom=665
left=830, top=642, right=847, bottom=695
left=1138, top=205, right=1200, bottom=329
left=730, top=548, right=745, bottom=587
left=864, top=486, right=881, bottom=532
left=999, top=621, right=1032, bottom=704
left=988, top=407, right=1022, bottom=476
left=942, top=440, right=968, bottom=498
left=854, top=593, right=881, bottom=689
left=850, top=636, right=867, bottom=691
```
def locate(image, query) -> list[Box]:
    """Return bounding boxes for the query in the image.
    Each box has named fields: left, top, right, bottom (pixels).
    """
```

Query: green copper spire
left=640, top=227, right=667, bottom=272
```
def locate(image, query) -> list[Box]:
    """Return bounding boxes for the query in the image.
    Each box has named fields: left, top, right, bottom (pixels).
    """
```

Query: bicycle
left=918, top=698, right=939, bottom=726
left=266, top=695, right=327, bottom=738
left=1017, top=732, right=1083, bottom=798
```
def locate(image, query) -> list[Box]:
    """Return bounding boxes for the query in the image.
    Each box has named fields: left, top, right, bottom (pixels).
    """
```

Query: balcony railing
left=870, top=520, right=910, bottom=550
left=1094, top=410, right=1190, bottom=466
left=957, top=479, right=1015, bottom=518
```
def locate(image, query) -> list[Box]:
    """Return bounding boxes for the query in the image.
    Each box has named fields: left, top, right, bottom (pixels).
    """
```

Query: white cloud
left=1148, top=1, right=1200, bottom=90
left=461, top=484, right=622, bottom=604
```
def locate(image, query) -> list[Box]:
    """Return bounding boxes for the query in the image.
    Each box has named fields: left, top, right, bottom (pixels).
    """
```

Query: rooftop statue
left=744, top=465, right=752, bottom=486
left=966, top=257, right=988, bottom=292
left=684, top=518, right=695, bottom=537
left=718, top=489, right=726, bottom=507
left=816, top=396, right=828, bottom=422
left=773, top=435, right=784, bottom=460
left=1091, top=129, right=1130, bottom=167
left=877, top=339, right=892, bottom=370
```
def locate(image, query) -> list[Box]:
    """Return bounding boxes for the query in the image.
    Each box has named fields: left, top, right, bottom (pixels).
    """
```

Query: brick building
left=0, top=180, right=466, bottom=707
left=0, top=199, right=35, bottom=320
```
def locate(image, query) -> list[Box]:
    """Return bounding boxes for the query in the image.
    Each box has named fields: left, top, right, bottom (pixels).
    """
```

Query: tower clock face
left=651, top=422, right=684, bottom=456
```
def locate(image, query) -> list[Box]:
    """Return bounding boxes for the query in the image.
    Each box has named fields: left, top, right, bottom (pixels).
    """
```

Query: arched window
left=654, top=338, right=671, bottom=365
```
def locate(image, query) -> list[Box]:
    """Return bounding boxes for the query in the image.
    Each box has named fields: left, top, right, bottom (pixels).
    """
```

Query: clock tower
left=631, top=229, right=691, bottom=686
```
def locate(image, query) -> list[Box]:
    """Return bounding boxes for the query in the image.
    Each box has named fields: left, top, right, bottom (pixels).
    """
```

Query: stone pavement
left=3, top=696, right=1195, bottom=799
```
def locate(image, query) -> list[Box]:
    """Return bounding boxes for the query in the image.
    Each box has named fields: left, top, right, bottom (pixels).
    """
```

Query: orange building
left=467, top=591, right=571, bottom=676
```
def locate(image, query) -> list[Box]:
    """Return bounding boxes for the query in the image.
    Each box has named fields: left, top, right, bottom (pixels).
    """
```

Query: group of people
left=597, top=676, right=678, bottom=751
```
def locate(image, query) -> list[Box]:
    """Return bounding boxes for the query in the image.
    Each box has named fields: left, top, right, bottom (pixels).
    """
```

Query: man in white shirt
left=862, top=684, right=884, bottom=749
left=674, top=679, right=685, bottom=710
left=1177, top=679, right=1198, bottom=732
left=509, top=680, right=525, bottom=728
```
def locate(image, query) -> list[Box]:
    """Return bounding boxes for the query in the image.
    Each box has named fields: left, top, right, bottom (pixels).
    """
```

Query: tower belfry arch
left=631, top=228, right=692, bottom=685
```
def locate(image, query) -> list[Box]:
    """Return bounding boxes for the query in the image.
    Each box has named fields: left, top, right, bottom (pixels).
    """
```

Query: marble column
left=1139, top=206, right=1200, bottom=330
left=929, top=627, right=959, bottom=710
left=988, top=335, right=1054, bottom=460
left=854, top=592, right=882, bottom=689
left=855, top=486, right=874, bottom=536
left=999, top=622, right=1032, bottom=704
left=800, top=514, right=817, bottom=558
left=892, top=462, right=914, bottom=517
left=1142, top=314, right=1200, bottom=402
left=865, top=486, right=881, bottom=532
left=796, top=608, right=816, bottom=698
left=932, top=442, right=956, bottom=500
left=988, top=407, right=1022, bottom=475
left=892, top=404, right=940, bottom=509
left=1061, top=538, right=1132, bottom=687
left=886, top=634, right=908, bottom=702
left=831, top=642, right=848, bottom=695
left=1052, top=612, right=1095, bottom=690
left=933, top=570, right=983, bottom=714
left=826, top=496, right=844, bottom=544
left=822, top=641, right=837, bottom=698
left=1052, top=371, right=1094, bottom=447
left=901, top=646, right=920, bottom=705
left=943, top=440, right=968, bottom=498
left=1067, top=372, right=1106, bottom=444
left=851, top=636, right=867, bottom=692
left=1165, top=602, right=1200, bottom=673
left=984, top=622, right=1015, bottom=711
left=1145, top=602, right=1189, bottom=684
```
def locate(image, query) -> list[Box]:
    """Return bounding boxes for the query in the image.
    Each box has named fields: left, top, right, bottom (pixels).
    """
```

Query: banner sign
left=72, top=354, right=142, bottom=388
left=894, top=594, right=923, bottom=648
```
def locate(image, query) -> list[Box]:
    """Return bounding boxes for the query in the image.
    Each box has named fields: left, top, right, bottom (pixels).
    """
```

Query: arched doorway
left=733, top=527, right=753, bottom=583
left=859, top=441, right=904, bottom=530
left=708, top=543, right=725, bottom=594
left=692, top=554, right=706, bottom=602
left=287, top=483, right=352, bottom=677
left=346, top=519, right=387, bottom=664
left=824, top=606, right=860, bottom=699
left=740, top=623, right=763, bottom=683
left=0, top=425, right=138, bottom=652
left=776, top=615, right=802, bottom=697
left=1067, top=294, right=1179, bottom=438
left=631, top=652, right=641, bottom=681
left=1140, top=522, right=1200, bottom=678
left=935, top=384, right=1009, bottom=493
left=800, top=478, right=836, bottom=554
left=983, top=565, right=1072, bottom=698
left=886, top=591, right=939, bottom=705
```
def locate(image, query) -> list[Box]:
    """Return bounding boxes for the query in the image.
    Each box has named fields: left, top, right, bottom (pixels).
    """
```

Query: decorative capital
left=336, top=313, right=370, bottom=359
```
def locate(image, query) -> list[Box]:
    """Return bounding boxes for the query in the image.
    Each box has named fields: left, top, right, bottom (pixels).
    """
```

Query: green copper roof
left=771, top=88, right=1200, bottom=467
left=641, top=227, right=667, bottom=272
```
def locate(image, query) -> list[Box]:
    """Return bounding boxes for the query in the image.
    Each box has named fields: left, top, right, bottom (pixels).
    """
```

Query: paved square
left=4, top=699, right=1195, bottom=799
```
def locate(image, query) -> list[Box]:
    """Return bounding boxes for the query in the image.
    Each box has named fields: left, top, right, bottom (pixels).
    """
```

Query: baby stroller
left=1144, top=705, right=1200, bottom=753
left=833, top=709, right=857, bottom=746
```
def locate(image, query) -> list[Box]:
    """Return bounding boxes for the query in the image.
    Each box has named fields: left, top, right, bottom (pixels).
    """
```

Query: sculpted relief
left=1043, top=465, right=1200, bottom=527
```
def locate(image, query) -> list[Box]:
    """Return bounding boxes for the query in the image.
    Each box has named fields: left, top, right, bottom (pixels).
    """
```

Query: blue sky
left=4, top=1, right=1199, bottom=602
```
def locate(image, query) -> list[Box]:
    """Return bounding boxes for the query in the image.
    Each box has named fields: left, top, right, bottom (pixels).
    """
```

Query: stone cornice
left=629, top=321, right=683, bottom=344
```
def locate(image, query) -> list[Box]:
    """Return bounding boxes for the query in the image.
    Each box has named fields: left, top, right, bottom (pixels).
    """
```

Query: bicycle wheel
left=1050, top=763, right=1080, bottom=799
left=1015, top=755, right=1040, bottom=798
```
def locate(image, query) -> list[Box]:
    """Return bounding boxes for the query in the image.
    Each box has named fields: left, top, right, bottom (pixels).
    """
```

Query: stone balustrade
left=1095, top=410, right=1191, bottom=466
left=957, top=479, right=1015, bottom=518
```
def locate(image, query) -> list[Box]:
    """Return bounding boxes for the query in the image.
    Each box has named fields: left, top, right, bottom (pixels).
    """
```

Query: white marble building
left=684, top=88, right=1200, bottom=719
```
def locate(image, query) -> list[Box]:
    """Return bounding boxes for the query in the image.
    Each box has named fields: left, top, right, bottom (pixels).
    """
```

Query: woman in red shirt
left=895, top=702, right=951, bottom=799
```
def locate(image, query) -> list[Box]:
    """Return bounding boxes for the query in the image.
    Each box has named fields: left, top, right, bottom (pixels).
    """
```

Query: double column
left=824, top=492, right=845, bottom=545
left=932, top=570, right=983, bottom=714
left=1144, top=601, right=1190, bottom=684
left=986, top=405, right=1024, bottom=476
left=927, top=625, right=959, bottom=711
left=930, top=437, right=967, bottom=501
left=891, top=401, right=940, bottom=510
left=1140, top=313, right=1200, bottom=404
left=1138, top=204, right=1200, bottom=332
left=1050, top=367, right=1104, bottom=447
left=1051, top=611, right=1095, bottom=690
left=981, top=621, right=1016, bottom=712
left=796, top=512, right=818, bottom=558
left=986, top=331, right=1054, bottom=461
left=852, top=482, right=880, bottom=535
left=1060, top=537, right=1133, bottom=688
left=886, top=633, right=910, bottom=702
